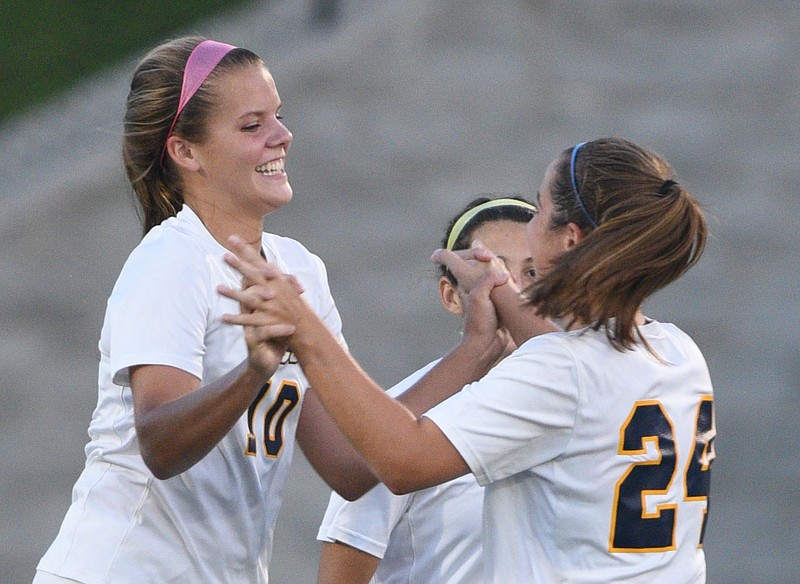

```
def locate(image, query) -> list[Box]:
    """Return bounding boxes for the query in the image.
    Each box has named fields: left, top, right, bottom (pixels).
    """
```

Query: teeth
left=256, top=159, right=284, bottom=175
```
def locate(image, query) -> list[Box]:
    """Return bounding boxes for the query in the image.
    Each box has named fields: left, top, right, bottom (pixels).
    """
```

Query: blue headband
left=570, top=142, right=598, bottom=228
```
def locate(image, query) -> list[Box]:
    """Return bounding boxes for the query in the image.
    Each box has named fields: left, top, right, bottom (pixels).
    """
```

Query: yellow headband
left=445, top=198, right=537, bottom=250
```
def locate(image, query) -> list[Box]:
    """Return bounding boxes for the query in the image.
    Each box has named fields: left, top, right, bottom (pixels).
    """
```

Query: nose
left=270, top=119, right=293, bottom=151
left=280, top=123, right=293, bottom=149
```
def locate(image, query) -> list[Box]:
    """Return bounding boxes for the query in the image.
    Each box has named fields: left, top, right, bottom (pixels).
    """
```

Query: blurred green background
left=0, top=1, right=250, bottom=122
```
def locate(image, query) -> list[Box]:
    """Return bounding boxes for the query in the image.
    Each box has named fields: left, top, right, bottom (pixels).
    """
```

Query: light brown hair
left=528, top=137, right=707, bottom=351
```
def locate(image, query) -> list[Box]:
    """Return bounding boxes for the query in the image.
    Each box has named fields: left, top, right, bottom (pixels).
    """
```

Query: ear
left=165, top=135, right=201, bottom=172
left=438, top=277, right=463, bottom=316
left=563, top=221, right=587, bottom=250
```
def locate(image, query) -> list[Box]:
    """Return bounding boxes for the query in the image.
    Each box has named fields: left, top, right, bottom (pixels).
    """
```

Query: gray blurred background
left=2, top=1, right=798, bottom=582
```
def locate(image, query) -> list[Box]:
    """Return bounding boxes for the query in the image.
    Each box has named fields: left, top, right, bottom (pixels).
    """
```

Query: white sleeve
left=317, top=486, right=412, bottom=559
left=424, top=334, right=580, bottom=486
left=108, top=235, right=211, bottom=386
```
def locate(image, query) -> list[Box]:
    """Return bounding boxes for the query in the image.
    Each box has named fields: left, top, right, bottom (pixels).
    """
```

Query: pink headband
left=160, top=39, right=237, bottom=165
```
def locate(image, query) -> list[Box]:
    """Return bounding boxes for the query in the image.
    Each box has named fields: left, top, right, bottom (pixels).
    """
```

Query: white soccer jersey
left=317, top=360, right=484, bottom=584
left=38, top=205, right=344, bottom=584
left=425, top=321, right=715, bottom=584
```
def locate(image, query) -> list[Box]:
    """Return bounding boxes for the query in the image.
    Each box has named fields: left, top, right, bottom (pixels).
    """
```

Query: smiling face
left=186, top=63, right=293, bottom=224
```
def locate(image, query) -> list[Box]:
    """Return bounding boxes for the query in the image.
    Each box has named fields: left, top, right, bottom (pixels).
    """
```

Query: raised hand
left=457, top=257, right=512, bottom=363
left=433, top=240, right=559, bottom=346
left=217, top=235, right=304, bottom=379
left=431, top=240, right=511, bottom=295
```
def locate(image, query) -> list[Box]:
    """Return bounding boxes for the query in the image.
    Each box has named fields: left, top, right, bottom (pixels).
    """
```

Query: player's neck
left=185, top=197, right=263, bottom=253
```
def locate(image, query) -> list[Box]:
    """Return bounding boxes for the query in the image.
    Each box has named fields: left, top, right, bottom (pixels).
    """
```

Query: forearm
left=291, top=313, right=416, bottom=476
left=318, top=542, right=380, bottom=584
left=289, top=301, right=483, bottom=490
left=491, top=283, right=559, bottom=345
left=298, top=389, right=380, bottom=500
left=300, top=335, right=498, bottom=499
left=394, top=336, right=504, bottom=416
left=136, top=362, right=266, bottom=479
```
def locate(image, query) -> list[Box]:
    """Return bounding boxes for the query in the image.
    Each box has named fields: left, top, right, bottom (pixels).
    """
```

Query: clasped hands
left=217, top=235, right=306, bottom=377
left=218, top=235, right=513, bottom=374
left=431, top=240, right=512, bottom=296
left=432, top=241, right=517, bottom=353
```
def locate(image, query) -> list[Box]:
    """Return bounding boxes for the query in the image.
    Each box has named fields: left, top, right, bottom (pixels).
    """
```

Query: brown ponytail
left=528, top=138, right=707, bottom=351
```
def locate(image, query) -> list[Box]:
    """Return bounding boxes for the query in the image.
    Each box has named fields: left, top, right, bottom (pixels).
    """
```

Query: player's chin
left=261, top=183, right=293, bottom=212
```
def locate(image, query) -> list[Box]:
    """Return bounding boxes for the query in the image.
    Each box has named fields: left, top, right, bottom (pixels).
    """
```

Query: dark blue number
left=610, top=398, right=715, bottom=552
left=245, top=381, right=300, bottom=457
left=610, top=401, right=677, bottom=552
left=684, top=397, right=715, bottom=546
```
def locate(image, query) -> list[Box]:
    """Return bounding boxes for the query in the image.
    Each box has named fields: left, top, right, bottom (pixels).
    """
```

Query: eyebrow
left=237, top=104, right=282, bottom=120
left=497, top=254, right=534, bottom=264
